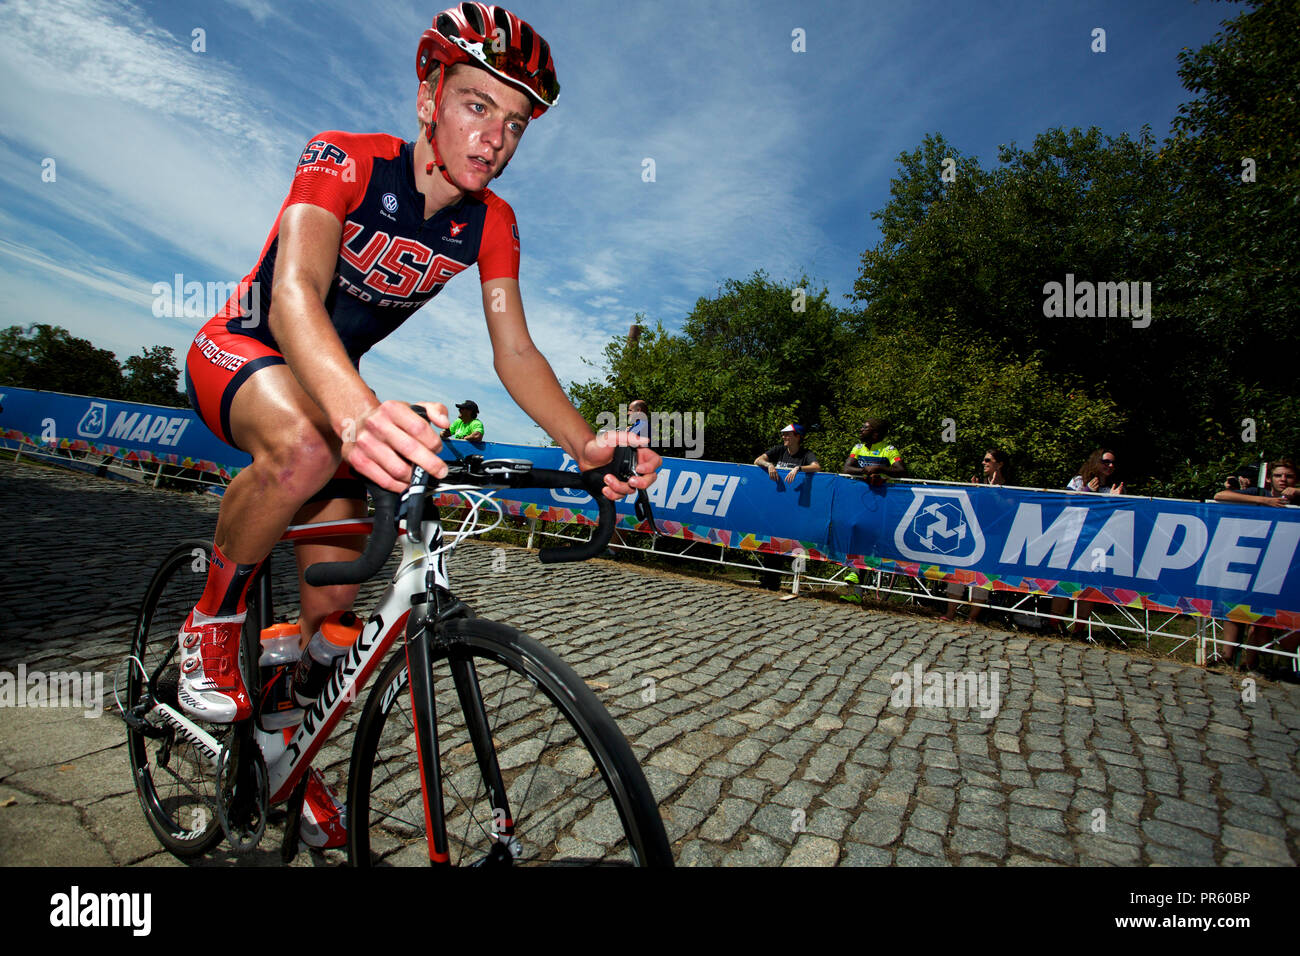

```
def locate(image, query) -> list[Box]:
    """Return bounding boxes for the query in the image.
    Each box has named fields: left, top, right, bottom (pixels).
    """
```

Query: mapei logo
left=77, top=402, right=107, bottom=438
left=550, top=454, right=589, bottom=504
left=894, top=488, right=985, bottom=565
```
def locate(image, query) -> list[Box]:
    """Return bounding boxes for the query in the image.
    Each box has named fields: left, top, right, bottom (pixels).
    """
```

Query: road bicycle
left=119, top=443, right=673, bottom=866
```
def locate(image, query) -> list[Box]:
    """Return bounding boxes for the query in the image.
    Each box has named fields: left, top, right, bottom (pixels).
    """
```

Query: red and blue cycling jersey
left=186, top=130, right=520, bottom=447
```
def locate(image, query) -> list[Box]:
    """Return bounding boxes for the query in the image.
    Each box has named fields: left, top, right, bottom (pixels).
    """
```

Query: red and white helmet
left=417, top=3, right=559, bottom=119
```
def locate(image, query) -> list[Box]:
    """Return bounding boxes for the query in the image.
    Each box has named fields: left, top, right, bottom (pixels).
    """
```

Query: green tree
left=122, top=346, right=187, bottom=407
left=568, top=273, right=855, bottom=464
left=1156, top=0, right=1300, bottom=492
left=822, top=329, right=1126, bottom=488
left=852, top=127, right=1180, bottom=486
left=0, top=324, right=123, bottom=398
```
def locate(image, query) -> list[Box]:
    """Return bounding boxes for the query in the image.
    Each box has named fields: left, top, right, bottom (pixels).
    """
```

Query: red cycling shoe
left=177, top=610, right=252, bottom=723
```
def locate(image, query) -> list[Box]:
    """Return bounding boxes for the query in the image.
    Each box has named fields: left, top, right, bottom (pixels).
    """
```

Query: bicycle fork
left=405, top=606, right=450, bottom=866
left=405, top=600, right=518, bottom=866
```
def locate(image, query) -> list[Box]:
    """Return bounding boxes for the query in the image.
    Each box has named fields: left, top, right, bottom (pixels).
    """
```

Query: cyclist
left=179, top=4, right=658, bottom=734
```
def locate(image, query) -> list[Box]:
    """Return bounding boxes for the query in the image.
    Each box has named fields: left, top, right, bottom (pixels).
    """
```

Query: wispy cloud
left=0, top=0, right=1231, bottom=445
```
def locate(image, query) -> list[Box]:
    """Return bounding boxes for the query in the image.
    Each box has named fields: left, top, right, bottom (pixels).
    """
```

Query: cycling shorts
left=184, top=318, right=363, bottom=502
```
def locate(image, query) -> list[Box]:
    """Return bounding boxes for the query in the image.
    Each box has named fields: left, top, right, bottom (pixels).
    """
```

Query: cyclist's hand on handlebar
left=341, top=400, right=449, bottom=492
left=579, top=430, right=661, bottom=501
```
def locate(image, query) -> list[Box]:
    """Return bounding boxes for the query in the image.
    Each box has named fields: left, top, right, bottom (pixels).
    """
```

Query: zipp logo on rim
left=380, top=666, right=409, bottom=713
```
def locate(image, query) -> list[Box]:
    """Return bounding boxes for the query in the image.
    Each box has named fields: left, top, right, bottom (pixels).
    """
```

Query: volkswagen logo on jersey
left=77, top=402, right=108, bottom=439
left=381, top=193, right=398, bottom=213
left=893, top=488, right=986, bottom=565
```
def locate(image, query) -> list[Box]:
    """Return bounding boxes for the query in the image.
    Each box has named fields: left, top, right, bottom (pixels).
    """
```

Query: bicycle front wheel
left=125, top=539, right=229, bottom=857
left=348, top=617, right=673, bottom=866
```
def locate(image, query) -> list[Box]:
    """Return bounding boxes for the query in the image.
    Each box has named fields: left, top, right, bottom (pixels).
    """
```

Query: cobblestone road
left=1, top=458, right=1297, bottom=867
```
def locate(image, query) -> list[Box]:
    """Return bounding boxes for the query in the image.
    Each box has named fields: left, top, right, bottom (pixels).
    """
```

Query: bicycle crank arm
left=148, top=704, right=224, bottom=767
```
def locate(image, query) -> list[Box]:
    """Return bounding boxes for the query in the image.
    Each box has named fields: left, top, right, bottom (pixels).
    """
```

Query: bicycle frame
left=133, top=451, right=642, bottom=864
left=249, top=512, right=450, bottom=806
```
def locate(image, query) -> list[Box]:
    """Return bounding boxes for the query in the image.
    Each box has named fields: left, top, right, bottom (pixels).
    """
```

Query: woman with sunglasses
left=970, top=448, right=1010, bottom=486
left=1067, top=448, right=1124, bottom=495
left=1052, top=448, right=1124, bottom=636
left=940, top=449, right=1011, bottom=622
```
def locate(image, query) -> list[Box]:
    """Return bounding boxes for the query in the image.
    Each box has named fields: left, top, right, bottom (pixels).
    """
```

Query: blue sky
left=0, top=0, right=1233, bottom=444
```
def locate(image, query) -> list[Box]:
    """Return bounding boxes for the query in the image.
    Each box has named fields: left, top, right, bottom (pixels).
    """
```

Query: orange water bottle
left=292, top=610, right=364, bottom=708
left=258, top=621, right=304, bottom=730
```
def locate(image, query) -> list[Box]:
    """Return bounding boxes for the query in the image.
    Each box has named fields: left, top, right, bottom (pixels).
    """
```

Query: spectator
left=627, top=397, right=669, bottom=459
left=1222, top=465, right=1258, bottom=494
left=441, top=400, right=484, bottom=441
left=755, top=424, right=820, bottom=485
left=843, top=418, right=906, bottom=482
left=1053, top=449, right=1124, bottom=635
left=752, top=425, right=818, bottom=590
left=1214, top=458, right=1299, bottom=507
left=607, top=398, right=655, bottom=555
left=627, top=399, right=649, bottom=438
left=972, top=448, right=1009, bottom=485
left=942, top=448, right=1010, bottom=622
left=1067, top=448, right=1124, bottom=495
left=1210, top=459, right=1300, bottom=674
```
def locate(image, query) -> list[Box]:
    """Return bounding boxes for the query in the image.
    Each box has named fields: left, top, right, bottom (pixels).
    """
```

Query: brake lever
left=401, top=404, right=440, bottom=535
left=635, top=488, right=654, bottom=527
left=609, top=445, right=656, bottom=531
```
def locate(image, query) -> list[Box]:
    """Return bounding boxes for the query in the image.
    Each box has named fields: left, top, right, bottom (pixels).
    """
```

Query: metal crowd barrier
left=4, top=436, right=228, bottom=492
left=494, top=492, right=1299, bottom=678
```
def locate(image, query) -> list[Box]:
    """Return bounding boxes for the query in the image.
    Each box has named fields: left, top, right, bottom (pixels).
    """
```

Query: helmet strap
left=423, top=64, right=458, bottom=188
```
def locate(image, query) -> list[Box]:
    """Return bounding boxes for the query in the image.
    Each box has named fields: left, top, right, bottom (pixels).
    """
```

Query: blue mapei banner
left=439, top=439, right=834, bottom=556
left=826, top=482, right=1300, bottom=627
left=0, top=386, right=249, bottom=479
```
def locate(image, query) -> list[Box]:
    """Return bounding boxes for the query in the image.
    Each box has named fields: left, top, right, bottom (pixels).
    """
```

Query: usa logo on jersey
left=298, top=140, right=350, bottom=168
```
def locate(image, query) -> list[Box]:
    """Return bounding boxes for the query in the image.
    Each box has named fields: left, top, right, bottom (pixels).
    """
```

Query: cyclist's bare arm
left=481, top=277, right=659, bottom=501
left=271, top=203, right=448, bottom=490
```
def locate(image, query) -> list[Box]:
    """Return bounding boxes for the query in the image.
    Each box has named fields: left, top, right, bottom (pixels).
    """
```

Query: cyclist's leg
left=290, top=490, right=368, bottom=644
left=218, top=364, right=348, bottom=563
left=181, top=328, right=346, bottom=720
left=284, top=487, right=369, bottom=852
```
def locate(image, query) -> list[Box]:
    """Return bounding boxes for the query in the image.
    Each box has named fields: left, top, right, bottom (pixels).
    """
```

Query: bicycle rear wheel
left=348, top=617, right=673, bottom=866
left=125, top=539, right=231, bottom=857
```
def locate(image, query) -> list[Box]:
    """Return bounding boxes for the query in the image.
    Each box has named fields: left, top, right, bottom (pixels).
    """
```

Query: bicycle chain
left=215, top=733, right=268, bottom=853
